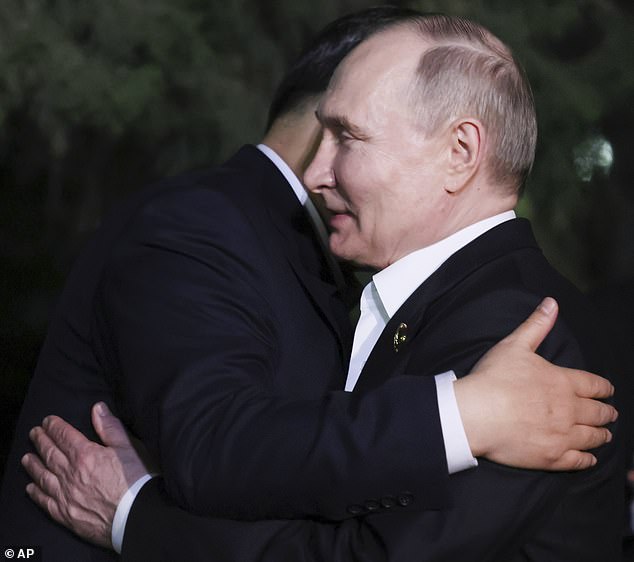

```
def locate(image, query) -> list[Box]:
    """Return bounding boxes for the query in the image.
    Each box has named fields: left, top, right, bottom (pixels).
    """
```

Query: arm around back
left=94, top=184, right=449, bottom=521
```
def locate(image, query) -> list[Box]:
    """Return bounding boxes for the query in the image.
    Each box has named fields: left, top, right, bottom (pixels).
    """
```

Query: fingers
left=91, top=402, right=132, bottom=448
left=568, top=369, right=615, bottom=400
left=25, top=482, right=67, bottom=528
left=505, top=297, right=558, bottom=351
left=567, top=423, right=613, bottom=452
left=543, top=425, right=612, bottom=471
left=21, top=453, right=61, bottom=499
left=574, top=396, right=618, bottom=426
left=29, top=425, right=69, bottom=474
left=42, top=415, right=91, bottom=459
left=550, top=450, right=598, bottom=471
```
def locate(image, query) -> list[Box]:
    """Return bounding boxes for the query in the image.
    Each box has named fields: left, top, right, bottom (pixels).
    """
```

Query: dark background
left=1, top=0, right=633, bottom=482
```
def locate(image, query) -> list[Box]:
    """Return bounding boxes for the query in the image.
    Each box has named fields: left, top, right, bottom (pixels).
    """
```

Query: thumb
left=506, top=297, right=559, bottom=352
left=91, top=402, right=132, bottom=448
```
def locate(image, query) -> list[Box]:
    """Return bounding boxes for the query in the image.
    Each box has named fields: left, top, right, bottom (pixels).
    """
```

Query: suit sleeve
left=123, top=478, right=389, bottom=562
left=94, top=187, right=448, bottom=522
left=121, top=471, right=550, bottom=562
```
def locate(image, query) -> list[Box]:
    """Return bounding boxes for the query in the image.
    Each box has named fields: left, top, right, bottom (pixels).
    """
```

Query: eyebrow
left=314, top=110, right=367, bottom=139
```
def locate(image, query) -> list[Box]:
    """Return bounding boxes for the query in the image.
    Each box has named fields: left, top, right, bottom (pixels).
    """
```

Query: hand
left=455, top=297, right=617, bottom=471
left=21, top=402, right=152, bottom=549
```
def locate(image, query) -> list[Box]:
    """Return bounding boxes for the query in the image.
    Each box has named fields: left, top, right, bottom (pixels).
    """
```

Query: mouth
left=328, top=208, right=355, bottom=230
left=324, top=200, right=352, bottom=215
left=320, top=193, right=355, bottom=230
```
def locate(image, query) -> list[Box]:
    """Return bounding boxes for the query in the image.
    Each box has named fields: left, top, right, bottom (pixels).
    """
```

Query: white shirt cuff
left=111, top=473, right=154, bottom=554
left=434, top=371, right=478, bottom=474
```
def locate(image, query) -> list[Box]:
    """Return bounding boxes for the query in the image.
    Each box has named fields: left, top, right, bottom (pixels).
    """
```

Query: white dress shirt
left=111, top=146, right=512, bottom=551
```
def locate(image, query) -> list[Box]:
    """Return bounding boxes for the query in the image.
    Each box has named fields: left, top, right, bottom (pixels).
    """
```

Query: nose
left=304, top=136, right=335, bottom=194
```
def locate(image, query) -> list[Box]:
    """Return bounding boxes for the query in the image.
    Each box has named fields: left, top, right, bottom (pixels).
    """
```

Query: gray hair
left=401, top=15, right=537, bottom=193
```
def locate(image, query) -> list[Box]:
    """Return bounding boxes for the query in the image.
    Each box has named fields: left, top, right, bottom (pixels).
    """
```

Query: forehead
left=320, top=27, right=427, bottom=116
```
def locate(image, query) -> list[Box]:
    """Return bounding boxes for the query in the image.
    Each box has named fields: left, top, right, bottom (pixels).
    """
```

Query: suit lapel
left=280, top=205, right=354, bottom=355
left=227, top=146, right=353, bottom=362
left=354, top=219, right=540, bottom=392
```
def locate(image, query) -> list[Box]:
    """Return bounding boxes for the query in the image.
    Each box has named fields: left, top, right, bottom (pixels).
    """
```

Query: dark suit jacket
left=0, top=146, right=449, bottom=561
left=122, top=218, right=623, bottom=561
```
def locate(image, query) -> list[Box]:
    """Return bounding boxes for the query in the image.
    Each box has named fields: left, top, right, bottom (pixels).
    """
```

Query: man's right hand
left=455, top=297, right=617, bottom=471
left=21, top=403, right=150, bottom=549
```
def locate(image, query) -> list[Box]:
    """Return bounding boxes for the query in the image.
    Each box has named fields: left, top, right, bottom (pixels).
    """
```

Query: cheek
left=366, top=182, right=422, bottom=256
left=332, top=149, right=399, bottom=261
left=328, top=203, right=370, bottom=262
left=335, top=145, right=379, bottom=198
left=367, top=201, right=401, bottom=250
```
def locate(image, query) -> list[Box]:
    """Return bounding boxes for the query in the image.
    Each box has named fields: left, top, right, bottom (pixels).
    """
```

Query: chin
left=335, top=248, right=375, bottom=269
left=330, top=237, right=376, bottom=269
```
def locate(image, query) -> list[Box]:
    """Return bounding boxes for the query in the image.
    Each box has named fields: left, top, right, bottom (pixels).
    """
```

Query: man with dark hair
left=7, top=8, right=617, bottom=561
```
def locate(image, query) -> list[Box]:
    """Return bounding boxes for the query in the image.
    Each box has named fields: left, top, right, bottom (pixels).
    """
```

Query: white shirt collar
left=256, top=143, right=307, bottom=205
left=372, top=211, right=516, bottom=318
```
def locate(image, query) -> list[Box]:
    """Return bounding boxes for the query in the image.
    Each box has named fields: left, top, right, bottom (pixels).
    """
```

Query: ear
left=444, top=119, right=483, bottom=194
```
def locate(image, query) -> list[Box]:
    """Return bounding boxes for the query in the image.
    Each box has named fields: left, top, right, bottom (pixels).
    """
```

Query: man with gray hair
left=303, top=13, right=621, bottom=559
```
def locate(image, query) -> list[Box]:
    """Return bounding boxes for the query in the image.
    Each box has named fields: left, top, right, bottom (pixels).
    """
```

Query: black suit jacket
left=0, top=146, right=449, bottom=561
left=122, top=218, right=623, bottom=561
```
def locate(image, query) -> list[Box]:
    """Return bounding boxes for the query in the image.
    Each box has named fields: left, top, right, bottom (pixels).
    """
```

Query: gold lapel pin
left=393, top=322, right=408, bottom=353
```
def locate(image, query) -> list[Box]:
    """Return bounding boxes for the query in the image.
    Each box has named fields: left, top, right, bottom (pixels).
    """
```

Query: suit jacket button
left=397, top=492, right=413, bottom=507
left=364, top=499, right=380, bottom=512
left=347, top=504, right=366, bottom=516
left=380, top=496, right=397, bottom=509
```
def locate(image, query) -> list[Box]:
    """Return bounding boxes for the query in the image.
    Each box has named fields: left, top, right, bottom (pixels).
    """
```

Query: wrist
left=453, top=376, right=487, bottom=458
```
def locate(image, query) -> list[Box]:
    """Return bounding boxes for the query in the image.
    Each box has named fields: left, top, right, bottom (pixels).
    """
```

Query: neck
left=386, top=190, right=517, bottom=268
left=439, top=176, right=518, bottom=241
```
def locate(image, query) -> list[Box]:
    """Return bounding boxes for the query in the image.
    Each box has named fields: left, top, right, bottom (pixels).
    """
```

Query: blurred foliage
left=1, top=0, right=633, bottom=469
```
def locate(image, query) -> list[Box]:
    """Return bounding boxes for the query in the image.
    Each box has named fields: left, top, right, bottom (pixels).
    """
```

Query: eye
left=336, top=129, right=357, bottom=145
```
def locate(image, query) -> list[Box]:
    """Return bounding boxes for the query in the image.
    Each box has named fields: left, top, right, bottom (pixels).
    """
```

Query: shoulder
left=112, top=162, right=275, bottom=256
left=89, top=167, right=285, bottom=300
left=420, top=247, right=596, bottom=372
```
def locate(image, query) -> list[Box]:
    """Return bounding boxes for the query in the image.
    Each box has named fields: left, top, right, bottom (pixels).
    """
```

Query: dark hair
left=266, top=5, right=423, bottom=130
